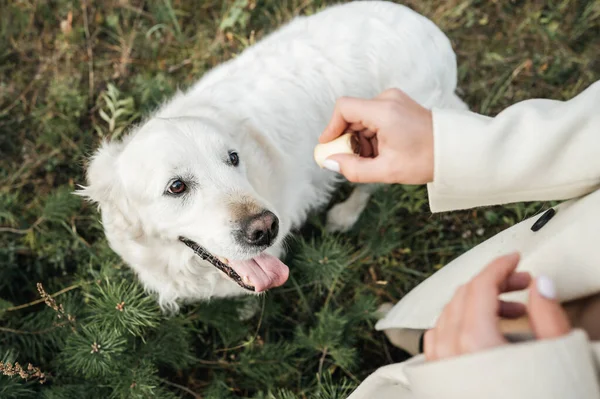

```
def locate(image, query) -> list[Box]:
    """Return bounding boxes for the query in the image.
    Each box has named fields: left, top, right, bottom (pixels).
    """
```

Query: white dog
left=78, top=1, right=466, bottom=312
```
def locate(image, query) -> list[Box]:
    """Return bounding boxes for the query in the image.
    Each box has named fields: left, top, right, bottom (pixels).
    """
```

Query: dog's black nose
left=241, top=211, right=279, bottom=247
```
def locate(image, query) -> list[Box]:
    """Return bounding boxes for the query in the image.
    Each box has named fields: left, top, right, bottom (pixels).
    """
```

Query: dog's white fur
left=78, top=1, right=467, bottom=312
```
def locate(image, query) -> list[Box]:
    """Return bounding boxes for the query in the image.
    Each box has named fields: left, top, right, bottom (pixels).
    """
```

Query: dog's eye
left=168, top=180, right=187, bottom=195
left=228, top=151, right=240, bottom=167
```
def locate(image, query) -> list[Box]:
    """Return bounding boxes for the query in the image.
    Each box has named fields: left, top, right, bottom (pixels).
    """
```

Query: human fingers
left=429, top=285, right=468, bottom=360
left=528, top=275, right=571, bottom=339
left=498, top=301, right=527, bottom=319
left=500, top=271, right=531, bottom=293
left=322, top=154, right=387, bottom=183
left=319, top=97, right=386, bottom=144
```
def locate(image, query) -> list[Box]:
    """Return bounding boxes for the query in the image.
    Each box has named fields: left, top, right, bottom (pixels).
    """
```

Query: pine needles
left=86, top=280, right=161, bottom=337
left=62, top=324, right=128, bottom=379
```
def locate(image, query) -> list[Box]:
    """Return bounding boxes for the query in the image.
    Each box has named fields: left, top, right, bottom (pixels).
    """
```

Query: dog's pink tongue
left=229, top=253, right=289, bottom=292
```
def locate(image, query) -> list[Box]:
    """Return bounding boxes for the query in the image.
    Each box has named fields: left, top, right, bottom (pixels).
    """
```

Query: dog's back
left=155, top=1, right=464, bottom=228
left=162, top=1, right=461, bottom=118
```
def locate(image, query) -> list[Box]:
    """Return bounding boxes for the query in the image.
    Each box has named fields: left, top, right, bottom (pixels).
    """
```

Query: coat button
left=531, top=208, right=556, bottom=232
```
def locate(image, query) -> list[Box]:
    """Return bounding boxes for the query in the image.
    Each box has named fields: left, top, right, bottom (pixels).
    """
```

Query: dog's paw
left=326, top=184, right=377, bottom=233
left=326, top=201, right=361, bottom=233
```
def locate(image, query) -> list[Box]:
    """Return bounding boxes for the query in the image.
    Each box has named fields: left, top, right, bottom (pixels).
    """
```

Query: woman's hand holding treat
left=317, top=88, right=435, bottom=185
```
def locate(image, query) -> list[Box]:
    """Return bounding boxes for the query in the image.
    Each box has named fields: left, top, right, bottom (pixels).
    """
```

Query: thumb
left=527, top=275, right=571, bottom=340
left=323, top=154, right=383, bottom=183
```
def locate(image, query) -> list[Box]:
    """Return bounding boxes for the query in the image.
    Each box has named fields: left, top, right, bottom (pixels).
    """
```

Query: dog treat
left=314, top=132, right=360, bottom=168
left=499, top=315, right=532, bottom=339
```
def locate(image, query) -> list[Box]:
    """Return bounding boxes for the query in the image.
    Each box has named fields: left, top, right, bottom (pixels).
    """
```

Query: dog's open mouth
left=179, top=237, right=289, bottom=292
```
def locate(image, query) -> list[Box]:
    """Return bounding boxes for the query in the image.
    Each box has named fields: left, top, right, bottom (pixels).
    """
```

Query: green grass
left=1, top=0, right=599, bottom=397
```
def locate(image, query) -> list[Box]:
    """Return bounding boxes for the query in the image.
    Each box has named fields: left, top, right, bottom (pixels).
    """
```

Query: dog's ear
left=76, top=140, right=124, bottom=205
left=76, top=139, right=145, bottom=240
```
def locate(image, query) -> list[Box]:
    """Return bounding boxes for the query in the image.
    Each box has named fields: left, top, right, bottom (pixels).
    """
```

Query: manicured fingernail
left=537, top=275, right=556, bottom=299
left=322, top=159, right=340, bottom=173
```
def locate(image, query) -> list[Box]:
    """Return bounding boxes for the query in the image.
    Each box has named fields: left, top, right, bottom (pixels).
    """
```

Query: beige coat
left=349, top=81, right=600, bottom=399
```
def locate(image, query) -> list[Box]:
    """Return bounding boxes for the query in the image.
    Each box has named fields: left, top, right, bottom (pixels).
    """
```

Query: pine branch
left=42, top=187, right=82, bottom=223
left=214, top=296, right=265, bottom=354
left=140, top=316, right=195, bottom=370
left=0, top=360, right=48, bottom=384
left=0, top=321, right=70, bottom=335
left=86, top=279, right=160, bottom=337
left=314, top=370, right=356, bottom=399
left=37, top=283, right=76, bottom=329
left=61, top=324, right=127, bottom=379
left=160, top=378, right=203, bottom=399
left=5, top=281, right=89, bottom=313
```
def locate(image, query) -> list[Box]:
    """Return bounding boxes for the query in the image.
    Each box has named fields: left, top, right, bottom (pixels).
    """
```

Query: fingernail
left=322, top=159, right=340, bottom=173
left=537, top=275, right=556, bottom=299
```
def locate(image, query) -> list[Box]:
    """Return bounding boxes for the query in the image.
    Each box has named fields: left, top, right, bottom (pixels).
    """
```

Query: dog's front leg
left=326, top=183, right=380, bottom=232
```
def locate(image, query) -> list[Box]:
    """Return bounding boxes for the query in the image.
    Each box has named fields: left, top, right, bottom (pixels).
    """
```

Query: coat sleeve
left=403, top=330, right=600, bottom=399
left=427, top=81, right=600, bottom=212
left=349, top=330, right=600, bottom=399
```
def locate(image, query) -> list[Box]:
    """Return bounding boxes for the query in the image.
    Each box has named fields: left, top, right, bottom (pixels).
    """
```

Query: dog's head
left=78, top=117, right=289, bottom=311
